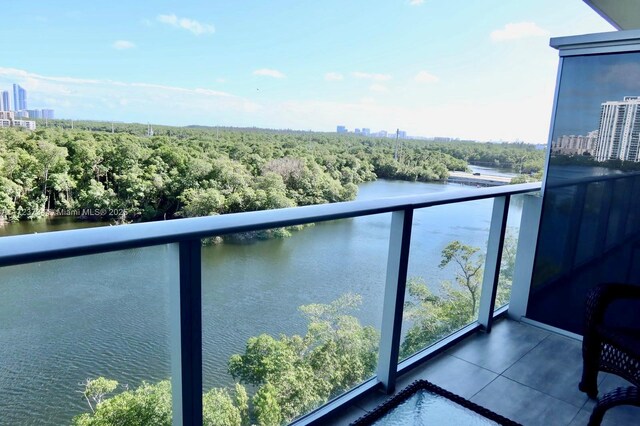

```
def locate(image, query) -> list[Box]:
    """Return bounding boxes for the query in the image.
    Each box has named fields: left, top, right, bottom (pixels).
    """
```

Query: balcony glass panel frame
left=0, top=182, right=540, bottom=425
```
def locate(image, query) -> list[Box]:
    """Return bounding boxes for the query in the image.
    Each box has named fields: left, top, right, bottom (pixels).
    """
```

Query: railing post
left=377, top=208, right=413, bottom=394
left=170, top=240, right=202, bottom=426
left=478, top=196, right=510, bottom=332
left=508, top=194, right=543, bottom=321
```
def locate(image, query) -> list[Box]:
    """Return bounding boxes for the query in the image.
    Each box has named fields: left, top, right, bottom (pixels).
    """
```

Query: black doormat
left=350, top=380, right=522, bottom=425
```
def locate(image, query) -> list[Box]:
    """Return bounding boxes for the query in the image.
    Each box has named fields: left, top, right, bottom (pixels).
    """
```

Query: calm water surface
left=0, top=179, right=524, bottom=425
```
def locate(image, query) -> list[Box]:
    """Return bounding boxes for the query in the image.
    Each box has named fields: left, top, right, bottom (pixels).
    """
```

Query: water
left=0, top=179, right=524, bottom=425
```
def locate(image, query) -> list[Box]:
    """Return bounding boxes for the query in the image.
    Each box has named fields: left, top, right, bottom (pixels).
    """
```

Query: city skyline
left=552, top=95, right=640, bottom=162
left=0, top=83, right=55, bottom=119
left=0, top=1, right=614, bottom=142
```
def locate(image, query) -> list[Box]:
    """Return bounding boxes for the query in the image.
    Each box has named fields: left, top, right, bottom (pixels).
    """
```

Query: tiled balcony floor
left=328, top=319, right=639, bottom=425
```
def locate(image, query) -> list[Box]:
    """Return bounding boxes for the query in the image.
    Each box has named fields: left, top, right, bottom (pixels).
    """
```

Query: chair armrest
left=584, top=283, right=640, bottom=333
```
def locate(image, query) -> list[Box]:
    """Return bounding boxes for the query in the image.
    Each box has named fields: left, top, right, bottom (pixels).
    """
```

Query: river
left=0, top=177, right=523, bottom=425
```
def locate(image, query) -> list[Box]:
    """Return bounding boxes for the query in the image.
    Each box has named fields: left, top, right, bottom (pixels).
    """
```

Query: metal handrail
left=0, top=182, right=540, bottom=267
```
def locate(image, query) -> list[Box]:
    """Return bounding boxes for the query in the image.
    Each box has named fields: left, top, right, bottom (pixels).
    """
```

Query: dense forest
left=0, top=121, right=545, bottom=225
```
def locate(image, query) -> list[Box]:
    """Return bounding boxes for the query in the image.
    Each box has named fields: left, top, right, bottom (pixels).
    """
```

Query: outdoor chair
left=578, top=282, right=640, bottom=425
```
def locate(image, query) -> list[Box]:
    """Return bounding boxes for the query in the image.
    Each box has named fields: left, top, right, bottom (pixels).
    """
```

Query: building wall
left=595, top=96, right=640, bottom=161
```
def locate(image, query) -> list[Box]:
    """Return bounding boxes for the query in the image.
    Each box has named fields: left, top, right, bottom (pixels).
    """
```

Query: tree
left=401, top=276, right=477, bottom=358
left=202, top=387, right=244, bottom=426
left=253, top=383, right=282, bottom=426
left=74, top=380, right=172, bottom=426
left=74, top=379, right=249, bottom=426
left=34, top=139, right=67, bottom=210
left=439, top=241, right=483, bottom=315
left=401, top=235, right=519, bottom=359
left=228, top=293, right=379, bottom=424
left=80, top=377, right=118, bottom=414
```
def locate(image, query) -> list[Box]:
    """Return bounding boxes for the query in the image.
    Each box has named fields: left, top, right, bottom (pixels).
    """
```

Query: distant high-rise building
left=12, top=84, right=26, bottom=111
left=552, top=130, right=598, bottom=156
left=337, top=125, right=347, bottom=134
left=595, top=96, right=640, bottom=162
left=41, top=109, right=54, bottom=119
left=378, top=130, right=387, bottom=138
left=398, top=130, right=407, bottom=139
left=362, top=128, right=370, bottom=136
left=354, top=128, right=361, bottom=134
left=27, top=109, right=41, bottom=119
left=0, top=91, right=8, bottom=111
left=12, top=84, right=18, bottom=111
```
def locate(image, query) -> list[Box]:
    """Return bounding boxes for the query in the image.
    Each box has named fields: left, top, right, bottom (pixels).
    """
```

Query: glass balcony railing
left=0, top=182, right=540, bottom=425
left=0, top=246, right=175, bottom=425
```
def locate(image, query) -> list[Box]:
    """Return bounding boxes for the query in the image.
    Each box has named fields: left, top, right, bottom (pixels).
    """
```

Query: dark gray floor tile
left=410, top=353, right=498, bottom=399
left=471, top=376, right=579, bottom=426
left=321, top=404, right=368, bottom=426
left=568, top=409, right=591, bottom=426
left=355, top=387, right=400, bottom=413
left=570, top=406, right=640, bottom=426
left=503, top=334, right=588, bottom=407
left=356, top=354, right=498, bottom=411
left=447, top=319, right=549, bottom=373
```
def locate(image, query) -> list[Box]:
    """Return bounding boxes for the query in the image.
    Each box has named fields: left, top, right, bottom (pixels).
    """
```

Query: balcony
left=2, top=166, right=640, bottom=425
left=328, top=319, right=638, bottom=426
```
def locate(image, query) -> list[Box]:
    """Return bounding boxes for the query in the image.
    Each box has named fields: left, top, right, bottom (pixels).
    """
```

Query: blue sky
left=0, top=1, right=613, bottom=142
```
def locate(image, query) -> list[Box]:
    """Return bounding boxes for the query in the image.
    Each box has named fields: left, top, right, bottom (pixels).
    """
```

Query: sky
left=0, top=0, right=614, bottom=143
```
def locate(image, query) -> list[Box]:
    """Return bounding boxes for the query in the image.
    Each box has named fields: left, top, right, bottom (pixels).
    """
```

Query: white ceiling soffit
left=584, top=0, right=640, bottom=30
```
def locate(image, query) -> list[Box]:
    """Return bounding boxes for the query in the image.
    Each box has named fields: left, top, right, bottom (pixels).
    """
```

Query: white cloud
left=0, top=65, right=553, bottom=142
left=490, top=22, right=549, bottom=42
left=414, top=71, right=439, bottom=83
left=253, top=68, right=286, bottom=78
left=352, top=71, right=392, bottom=82
left=112, top=40, right=136, bottom=50
left=369, top=84, right=389, bottom=93
left=0, top=67, right=259, bottom=123
left=324, top=72, right=344, bottom=81
left=409, top=0, right=424, bottom=5
left=216, top=78, right=226, bottom=83
left=157, top=14, right=215, bottom=35
left=0, top=67, right=100, bottom=84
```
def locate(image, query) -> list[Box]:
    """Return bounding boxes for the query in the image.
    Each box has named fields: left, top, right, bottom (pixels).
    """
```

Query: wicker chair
left=578, top=283, right=640, bottom=425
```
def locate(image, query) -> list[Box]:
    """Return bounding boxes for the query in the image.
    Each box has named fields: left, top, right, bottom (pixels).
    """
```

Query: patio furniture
left=578, top=282, right=640, bottom=425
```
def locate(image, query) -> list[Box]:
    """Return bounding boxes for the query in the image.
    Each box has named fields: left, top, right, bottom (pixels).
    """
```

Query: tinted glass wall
left=528, top=39, right=640, bottom=334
